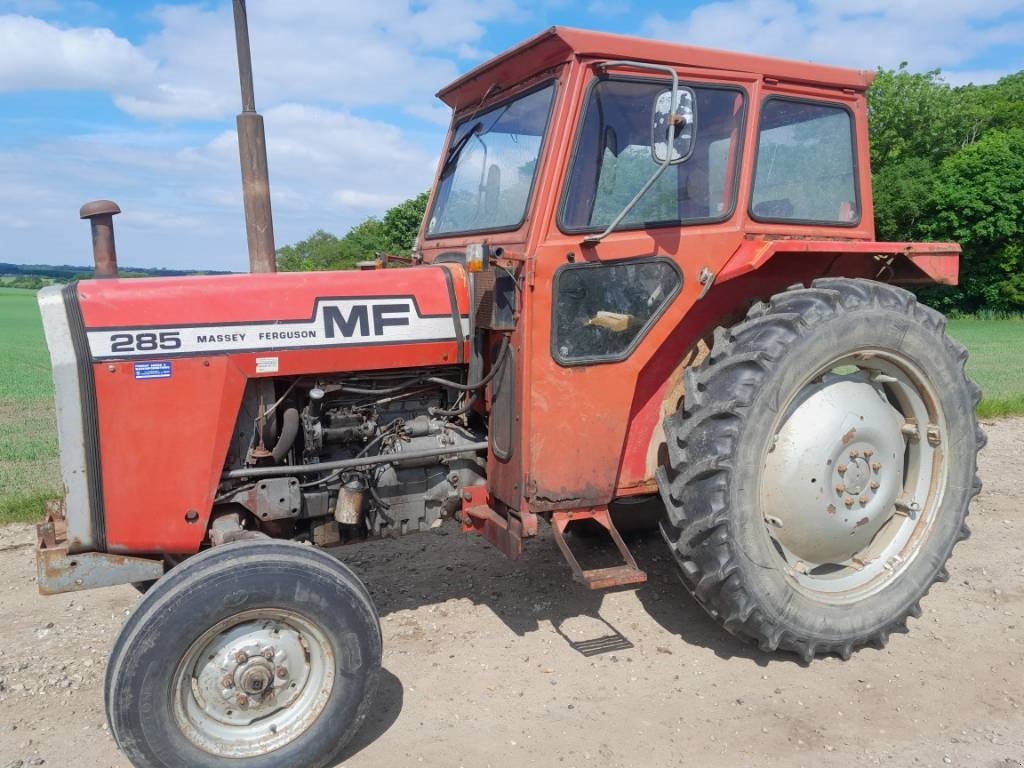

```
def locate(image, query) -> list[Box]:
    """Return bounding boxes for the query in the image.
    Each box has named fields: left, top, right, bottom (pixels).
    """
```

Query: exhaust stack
left=80, top=200, right=121, bottom=279
left=232, top=0, right=277, bottom=273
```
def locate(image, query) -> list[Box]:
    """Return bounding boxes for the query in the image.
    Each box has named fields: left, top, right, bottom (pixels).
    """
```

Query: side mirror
left=652, top=87, right=696, bottom=164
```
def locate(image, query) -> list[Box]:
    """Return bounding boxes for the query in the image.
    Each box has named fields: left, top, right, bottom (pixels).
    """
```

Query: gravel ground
left=1, top=418, right=1022, bottom=768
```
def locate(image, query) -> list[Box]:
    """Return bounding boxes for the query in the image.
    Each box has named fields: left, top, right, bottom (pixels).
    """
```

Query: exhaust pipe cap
left=80, top=200, right=121, bottom=219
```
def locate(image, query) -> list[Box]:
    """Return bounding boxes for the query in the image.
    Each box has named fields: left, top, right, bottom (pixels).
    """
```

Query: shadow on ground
left=328, top=516, right=809, bottom=669
left=335, top=668, right=404, bottom=764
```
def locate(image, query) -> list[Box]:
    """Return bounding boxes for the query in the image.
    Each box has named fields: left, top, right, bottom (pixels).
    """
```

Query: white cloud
left=644, top=0, right=1024, bottom=74
left=0, top=14, right=154, bottom=92
left=0, top=1, right=517, bottom=121
left=0, top=101, right=438, bottom=270
left=112, top=0, right=514, bottom=122
left=0, top=1, right=515, bottom=269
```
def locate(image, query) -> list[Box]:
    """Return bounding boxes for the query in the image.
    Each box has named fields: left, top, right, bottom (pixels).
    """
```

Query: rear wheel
left=106, top=539, right=381, bottom=768
left=657, top=278, right=984, bottom=661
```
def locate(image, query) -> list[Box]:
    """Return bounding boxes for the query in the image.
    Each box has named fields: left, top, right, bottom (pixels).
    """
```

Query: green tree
left=277, top=192, right=429, bottom=272
left=922, top=129, right=1024, bottom=311
left=868, top=64, right=957, bottom=171
left=276, top=230, right=362, bottom=271
left=871, top=157, right=936, bottom=242
left=380, top=191, right=430, bottom=253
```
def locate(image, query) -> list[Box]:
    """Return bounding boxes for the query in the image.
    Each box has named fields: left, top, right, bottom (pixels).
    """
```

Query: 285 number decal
left=109, top=331, right=182, bottom=353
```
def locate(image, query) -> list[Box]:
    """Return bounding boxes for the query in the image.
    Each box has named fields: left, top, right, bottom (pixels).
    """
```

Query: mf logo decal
left=86, top=297, right=467, bottom=360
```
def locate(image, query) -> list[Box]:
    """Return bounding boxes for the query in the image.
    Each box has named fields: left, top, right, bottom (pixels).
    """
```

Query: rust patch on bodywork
left=36, top=500, right=163, bottom=595
left=841, top=428, right=857, bottom=445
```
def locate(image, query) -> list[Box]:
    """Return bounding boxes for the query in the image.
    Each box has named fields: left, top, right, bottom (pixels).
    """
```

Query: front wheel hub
left=173, top=610, right=333, bottom=758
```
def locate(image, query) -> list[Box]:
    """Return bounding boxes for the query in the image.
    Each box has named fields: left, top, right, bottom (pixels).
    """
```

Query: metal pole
left=222, top=442, right=490, bottom=480
left=232, top=0, right=277, bottom=273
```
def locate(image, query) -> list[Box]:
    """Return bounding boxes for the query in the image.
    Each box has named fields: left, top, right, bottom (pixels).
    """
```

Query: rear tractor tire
left=657, top=278, right=984, bottom=661
left=106, top=539, right=381, bottom=768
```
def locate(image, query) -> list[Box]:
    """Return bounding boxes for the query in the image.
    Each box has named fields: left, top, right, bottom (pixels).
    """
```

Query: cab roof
left=437, top=26, right=874, bottom=110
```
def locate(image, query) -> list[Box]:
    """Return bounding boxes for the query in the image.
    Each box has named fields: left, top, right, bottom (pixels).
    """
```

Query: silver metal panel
left=36, top=547, right=163, bottom=595
left=37, top=286, right=93, bottom=551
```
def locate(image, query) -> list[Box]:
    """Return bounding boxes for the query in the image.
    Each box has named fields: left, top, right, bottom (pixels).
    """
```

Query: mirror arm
left=583, top=61, right=679, bottom=246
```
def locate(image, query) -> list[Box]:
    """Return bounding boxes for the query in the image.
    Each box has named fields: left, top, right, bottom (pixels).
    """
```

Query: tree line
left=277, top=66, right=1023, bottom=313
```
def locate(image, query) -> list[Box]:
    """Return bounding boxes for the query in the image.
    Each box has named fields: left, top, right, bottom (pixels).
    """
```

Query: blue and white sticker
left=133, top=361, right=172, bottom=380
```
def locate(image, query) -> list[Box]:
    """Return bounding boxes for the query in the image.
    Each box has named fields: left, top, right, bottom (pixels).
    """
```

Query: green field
left=0, top=287, right=61, bottom=524
left=0, top=287, right=1021, bottom=524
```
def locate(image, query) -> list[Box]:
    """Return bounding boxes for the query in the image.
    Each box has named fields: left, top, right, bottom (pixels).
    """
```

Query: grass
left=947, top=317, right=1024, bottom=418
left=0, top=287, right=1021, bottom=524
left=0, top=287, right=60, bottom=524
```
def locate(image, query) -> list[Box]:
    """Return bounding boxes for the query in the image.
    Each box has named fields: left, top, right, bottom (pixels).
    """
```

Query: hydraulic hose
left=426, top=336, right=510, bottom=392
left=271, top=407, right=300, bottom=463
left=337, top=336, right=511, bottom=397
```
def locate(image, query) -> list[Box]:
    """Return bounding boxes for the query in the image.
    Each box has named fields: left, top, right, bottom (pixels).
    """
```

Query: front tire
left=657, top=278, right=984, bottom=661
left=106, top=540, right=381, bottom=768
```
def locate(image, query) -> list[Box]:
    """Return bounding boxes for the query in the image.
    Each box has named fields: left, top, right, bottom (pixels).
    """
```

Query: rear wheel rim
left=171, top=608, right=334, bottom=758
left=759, top=350, right=947, bottom=604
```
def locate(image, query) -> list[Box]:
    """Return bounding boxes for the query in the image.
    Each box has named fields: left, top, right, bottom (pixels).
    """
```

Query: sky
left=0, top=0, right=1021, bottom=272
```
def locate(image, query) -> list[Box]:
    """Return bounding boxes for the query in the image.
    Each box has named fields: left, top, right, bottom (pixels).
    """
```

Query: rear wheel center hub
left=761, top=377, right=906, bottom=568
left=842, top=457, right=871, bottom=495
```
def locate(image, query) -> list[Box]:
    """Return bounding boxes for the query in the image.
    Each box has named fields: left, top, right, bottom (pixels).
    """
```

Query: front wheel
left=657, top=278, right=984, bottom=661
left=106, top=540, right=381, bottom=768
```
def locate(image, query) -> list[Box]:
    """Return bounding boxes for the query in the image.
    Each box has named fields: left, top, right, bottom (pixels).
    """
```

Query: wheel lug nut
left=222, top=675, right=234, bottom=688
left=837, top=464, right=848, bottom=474
left=859, top=495, right=869, bottom=505
left=276, top=666, right=288, bottom=679
left=870, top=481, right=879, bottom=491
left=262, top=647, right=276, bottom=660
left=236, top=693, right=249, bottom=706
left=871, top=462, right=881, bottom=472
left=235, top=651, right=248, bottom=664
left=863, top=449, right=874, bottom=458
left=835, top=484, right=846, bottom=494
left=844, top=497, right=855, bottom=508
left=849, top=450, right=860, bottom=458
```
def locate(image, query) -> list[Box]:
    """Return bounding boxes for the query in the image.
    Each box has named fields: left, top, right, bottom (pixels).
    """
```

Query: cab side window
left=560, top=80, right=745, bottom=232
left=751, top=99, right=858, bottom=225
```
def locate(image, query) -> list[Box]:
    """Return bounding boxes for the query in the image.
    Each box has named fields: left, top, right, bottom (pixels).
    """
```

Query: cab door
left=519, top=65, right=751, bottom=513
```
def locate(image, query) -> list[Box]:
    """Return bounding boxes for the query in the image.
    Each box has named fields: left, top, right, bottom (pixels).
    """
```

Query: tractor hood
left=37, top=264, right=470, bottom=554
left=51, top=264, right=470, bottom=364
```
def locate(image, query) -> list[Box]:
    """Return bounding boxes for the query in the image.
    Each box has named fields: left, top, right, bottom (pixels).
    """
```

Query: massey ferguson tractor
left=33, top=16, right=983, bottom=768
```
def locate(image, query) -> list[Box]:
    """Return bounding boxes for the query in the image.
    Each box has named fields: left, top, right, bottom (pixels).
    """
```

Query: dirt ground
left=1, top=419, right=1022, bottom=768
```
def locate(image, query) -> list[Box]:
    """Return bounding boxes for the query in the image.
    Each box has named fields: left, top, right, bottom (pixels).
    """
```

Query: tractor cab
left=414, top=27, right=956, bottom=574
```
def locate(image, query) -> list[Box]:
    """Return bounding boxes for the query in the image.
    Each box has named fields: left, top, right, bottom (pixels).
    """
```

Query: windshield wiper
left=441, top=121, right=483, bottom=176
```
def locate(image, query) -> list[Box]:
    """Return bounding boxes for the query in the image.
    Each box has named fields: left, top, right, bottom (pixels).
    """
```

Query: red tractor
left=35, top=23, right=982, bottom=768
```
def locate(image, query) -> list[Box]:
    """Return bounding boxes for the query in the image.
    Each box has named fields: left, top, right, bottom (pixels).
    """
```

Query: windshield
left=427, top=83, right=556, bottom=237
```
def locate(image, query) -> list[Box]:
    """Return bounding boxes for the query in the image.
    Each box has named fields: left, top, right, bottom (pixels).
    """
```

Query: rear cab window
left=750, top=98, right=859, bottom=225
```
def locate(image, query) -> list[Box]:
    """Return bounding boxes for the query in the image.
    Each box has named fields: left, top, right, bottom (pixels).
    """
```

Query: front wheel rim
left=172, top=608, right=335, bottom=758
left=759, top=350, right=947, bottom=604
